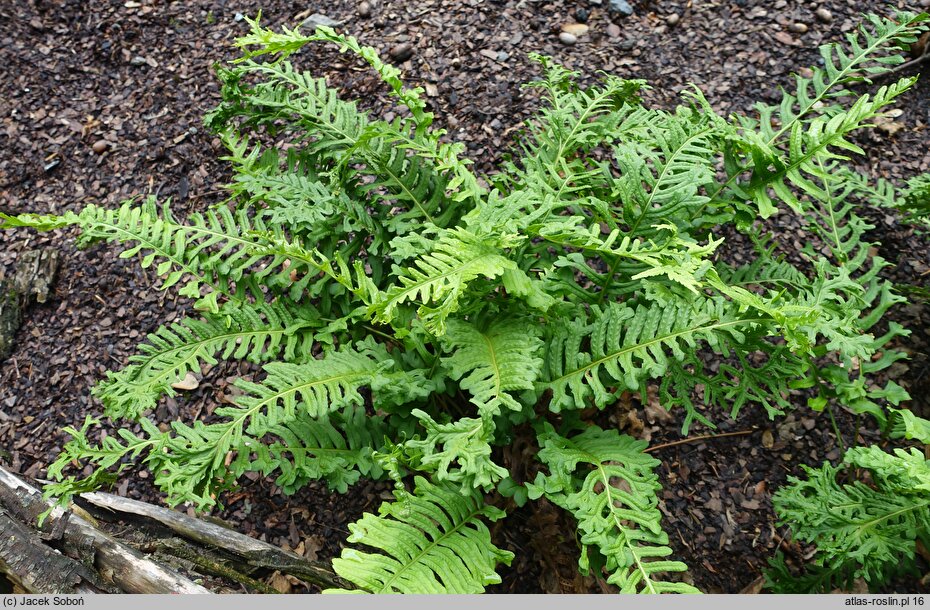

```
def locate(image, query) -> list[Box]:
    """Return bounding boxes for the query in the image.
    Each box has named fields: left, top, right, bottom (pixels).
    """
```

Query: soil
left=2, top=0, right=930, bottom=594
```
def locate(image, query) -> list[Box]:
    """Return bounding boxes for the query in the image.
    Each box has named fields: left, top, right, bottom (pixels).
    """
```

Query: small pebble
left=575, top=8, right=589, bottom=23
left=388, top=42, right=414, bottom=62
left=559, top=32, right=578, bottom=45
left=666, top=13, right=680, bottom=26
left=606, top=23, right=621, bottom=38
left=609, top=0, right=634, bottom=17
left=130, top=55, right=146, bottom=66
left=358, top=1, right=371, bottom=17
left=815, top=7, right=833, bottom=23
left=922, top=0, right=930, bottom=7
left=789, top=22, right=808, bottom=34
left=91, top=140, right=108, bottom=154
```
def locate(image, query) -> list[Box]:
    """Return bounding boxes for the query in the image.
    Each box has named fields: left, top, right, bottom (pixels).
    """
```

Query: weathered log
left=0, top=280, right=19, bottom=360
left=0, top=248, right=59, bottom=360
left=12, top=248, right=59, bottom=304
left=0, top=466, right=211, bottom=594
left=80, top=492, right=346, bottom=590
left=0, top=508, right=107, bottom=594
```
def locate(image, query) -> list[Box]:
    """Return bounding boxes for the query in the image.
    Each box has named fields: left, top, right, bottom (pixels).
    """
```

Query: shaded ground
left=1, top=0, right=930, bottom=593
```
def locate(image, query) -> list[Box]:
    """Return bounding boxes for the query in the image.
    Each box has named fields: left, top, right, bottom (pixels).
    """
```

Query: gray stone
left=302, top=13, right=341, bottom=31
left=559, top=32, right=578, bottom=45
left=666, top=13, right=680, bottom=26
left=358, top=2, right=372, bottom=17
left=608, top=0, right=633, bottom=17
left=789, top=22, right=808, bottom=34
left=606, top=23, right=621, bottom=38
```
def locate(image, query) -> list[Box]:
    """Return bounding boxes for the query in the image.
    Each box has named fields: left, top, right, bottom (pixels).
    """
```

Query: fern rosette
left=3, top=9, right=930, bottom=593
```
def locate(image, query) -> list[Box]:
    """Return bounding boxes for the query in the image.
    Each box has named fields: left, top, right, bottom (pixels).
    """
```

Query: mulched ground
left=2, top=0, right=930, bottom=594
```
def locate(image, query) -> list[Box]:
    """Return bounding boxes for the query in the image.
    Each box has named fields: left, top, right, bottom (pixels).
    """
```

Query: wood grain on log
left=0, top=467, right=211, bottom=594
left=1, top=248, right=59, bottom=361
left=80, top=492, right=346, bottom=590
left=0, top=509, right=106, bottom=594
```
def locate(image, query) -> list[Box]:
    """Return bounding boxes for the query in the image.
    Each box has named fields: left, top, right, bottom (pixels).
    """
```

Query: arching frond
left=328, top=476, right=513, bottom=593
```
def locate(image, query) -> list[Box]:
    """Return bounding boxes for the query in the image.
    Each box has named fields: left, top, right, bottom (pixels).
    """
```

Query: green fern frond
left=748, top=11, right=928, bottom=148
left=328, top=476, right=513, bottom=593
left=254, top=406, right=388, bottom=494
left=535, top=219, right=720, bottom=294
left=48, top=346, right=428, bottom=509
left=95, top=302, right=319, bottom=420
left=371, top=228, right=518, bottom=335
left=746, top=78, right=917, bottom=217
left=772, top=447, right=930, bottom=587
left=402, top=411, right=507, bottom=489
left=540, top=298, right=757, bottom=411
left=4, top=198, right=290, bottom=310
left=613, top=106, right=721, bottom=235
left=439, top=317, right=543, bottom=415
left=528, top=425, right=698, bottom=593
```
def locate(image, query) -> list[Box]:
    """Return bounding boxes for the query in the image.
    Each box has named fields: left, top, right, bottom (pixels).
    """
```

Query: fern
left=528, top=425, right=698, bottom=593
left=328, top=476, right=513, bottom=593
left=770, top=446, right=930, bottom=590
left=540, top=298, right=760, bottom=412
left=95, top=302, right=318, bottom=420
left=370, top=228, right=518, bottom=334
left=439, top=317, right=543, bottom=415
left=3, top=9, right=927, bottom=594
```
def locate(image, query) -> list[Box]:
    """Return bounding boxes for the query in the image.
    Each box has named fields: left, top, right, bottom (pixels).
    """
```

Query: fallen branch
left=79, top=491, right=347, bottom=590
left=0, top=508, right=107, bottom=593
left=0, top=466, right=211, bottom=594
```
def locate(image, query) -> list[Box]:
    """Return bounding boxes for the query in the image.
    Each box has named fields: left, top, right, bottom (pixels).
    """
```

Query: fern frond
left=511, top=55, right=647, bottom=200
left=773, top=447, right=930, bottom=586
left=749, top=11, right=928, bottom=148
left=613, top=105, right=721, bottom=235
left=371, top=228, right=518, bottom=335
left=535, top=219, right=720, bottom=294
left=402, top=411, right=507, bottom=489
left=49, top=345, right=429, bottom=509
left=746, top=78, right=916, bottom=216
left=528, top=425, right=698, bottom=593
left=540, top=298, right=757, bottom=411
left=328, top=476, right=513, bottom=593
left=439, top=317, right=543, bottom=415
left=95, top=302, right=319, bottom=420
left=254, top=405, right=388, bottom=494
left=4, top=198, right=290, bottom=311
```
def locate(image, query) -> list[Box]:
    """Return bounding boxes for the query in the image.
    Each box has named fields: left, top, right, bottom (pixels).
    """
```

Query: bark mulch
left=1, top=0, right=929, bottom=594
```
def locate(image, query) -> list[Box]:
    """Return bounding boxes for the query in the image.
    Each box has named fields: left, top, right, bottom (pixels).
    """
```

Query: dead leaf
left=171, top=372, right=199, bottom=391
left=302, top=536, right=323, bottom=561
left=739, top=576, right=766, bottom=594
left=643, top=385, right=674, bottom=423
left=623, top=408, right=644, bottom=437
left=267, top=571, right=293, bottom=594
